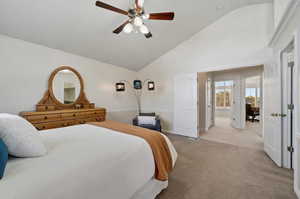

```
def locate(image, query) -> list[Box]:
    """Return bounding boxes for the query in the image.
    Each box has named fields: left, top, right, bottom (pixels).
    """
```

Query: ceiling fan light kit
left=95, top=0, right=175, bottom=39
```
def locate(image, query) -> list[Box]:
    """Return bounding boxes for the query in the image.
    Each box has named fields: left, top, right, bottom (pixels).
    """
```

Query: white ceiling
left=0, top=0, right=271, bottom=71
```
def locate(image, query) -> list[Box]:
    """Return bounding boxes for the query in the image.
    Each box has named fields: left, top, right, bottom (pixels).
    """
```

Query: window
left=246, top=87, right=260, bottom=107
left=215, top=81, right=233, bottom=108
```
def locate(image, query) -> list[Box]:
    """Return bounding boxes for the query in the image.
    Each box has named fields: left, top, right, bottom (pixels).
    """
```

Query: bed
left=0, top=124, right=177, bottom=199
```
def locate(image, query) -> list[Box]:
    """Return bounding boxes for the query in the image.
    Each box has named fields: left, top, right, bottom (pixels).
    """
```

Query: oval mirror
left=52, top=69, right=81, bottom=104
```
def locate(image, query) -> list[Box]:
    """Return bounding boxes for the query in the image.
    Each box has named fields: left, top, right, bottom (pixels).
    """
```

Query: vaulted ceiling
left=0, top=0, right=271, bottom=71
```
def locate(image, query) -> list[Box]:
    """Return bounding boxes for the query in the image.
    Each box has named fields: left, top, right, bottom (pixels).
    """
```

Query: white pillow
left=137, top=116, right=156, bottom=126
left=0, top=113, right=47, bottom=157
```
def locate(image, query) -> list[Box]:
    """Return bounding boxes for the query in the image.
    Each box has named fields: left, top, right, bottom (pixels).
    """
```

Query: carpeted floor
left=157, top=135, right=297, bottom=199
left=200, top=117, right=263, bottom=150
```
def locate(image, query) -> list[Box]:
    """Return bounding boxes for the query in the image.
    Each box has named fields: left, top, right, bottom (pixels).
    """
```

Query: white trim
left=295, top=134, right=300, bottom=199
left=269, top=0, right=300, bottom=47
left=293, top=29, right=300, bottom=199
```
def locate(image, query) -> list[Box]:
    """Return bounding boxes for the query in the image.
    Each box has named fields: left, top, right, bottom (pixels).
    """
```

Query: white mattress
left=0, top=124, right=177, bottom=199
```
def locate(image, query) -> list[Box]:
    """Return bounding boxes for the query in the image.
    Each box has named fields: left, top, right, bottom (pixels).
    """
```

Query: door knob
left=279, top=113, right=287, bottom=117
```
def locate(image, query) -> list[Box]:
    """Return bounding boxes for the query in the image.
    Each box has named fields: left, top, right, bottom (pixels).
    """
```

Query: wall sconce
left=115, top=79, right=155, bottom=113
left=116, top=82, right=125, bottom=92
left=148, top=81, right=155, bottom=91
left=133, top=80, right=142, bottom=89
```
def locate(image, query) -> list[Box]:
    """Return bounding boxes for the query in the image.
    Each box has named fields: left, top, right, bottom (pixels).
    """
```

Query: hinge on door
left=288, top=104, right=294, bottom=110
left=287, top=146, right=294, bottom=153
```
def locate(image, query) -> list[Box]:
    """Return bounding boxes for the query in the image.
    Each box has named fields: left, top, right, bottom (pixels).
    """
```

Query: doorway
left=214, top=80, right=233, bottom=128
left=199, top=66, right=264, bottom=150
left=245, top=76, right=262, bottom=138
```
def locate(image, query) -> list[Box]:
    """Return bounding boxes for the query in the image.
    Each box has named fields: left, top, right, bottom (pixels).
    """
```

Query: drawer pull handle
left=73, top=114, right=76, bottom=117
left=44, top=116, right=48, bottom=120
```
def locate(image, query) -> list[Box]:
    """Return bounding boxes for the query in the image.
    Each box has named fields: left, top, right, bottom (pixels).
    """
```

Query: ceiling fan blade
left=145, top=32, right=152, bottom=39
left=113, top=20, right=130, bottom=34
left=148, top=12, right=175, bottom=20
left=95, top=1, right=128, bottom=16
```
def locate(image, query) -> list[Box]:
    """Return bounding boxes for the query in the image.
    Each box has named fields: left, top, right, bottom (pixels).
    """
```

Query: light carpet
left=157, top=135, right=296, bottom=199
left=200, top=117, right=263, bottom=150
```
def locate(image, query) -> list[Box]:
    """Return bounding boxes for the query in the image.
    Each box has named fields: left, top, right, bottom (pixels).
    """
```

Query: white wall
left=138, top=4, right=274, bottom=132
left=0, top=34, right=138, bottom=123
left=273, top=0, right=292, bottom=28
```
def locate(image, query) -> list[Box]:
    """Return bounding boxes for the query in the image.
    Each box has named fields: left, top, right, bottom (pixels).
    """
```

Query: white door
left=206, top=78, right=213, bottom=129
left=264, top=57, right=282, bottom=166
left=282, top=47, right=295, bottom=169
left=231, top=78, right=245, bottom=129
left=174, top=74, right=198, bottom=138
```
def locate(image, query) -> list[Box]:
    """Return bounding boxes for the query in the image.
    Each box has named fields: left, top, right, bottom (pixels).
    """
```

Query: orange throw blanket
left=89, top=120, right=173, bottom=181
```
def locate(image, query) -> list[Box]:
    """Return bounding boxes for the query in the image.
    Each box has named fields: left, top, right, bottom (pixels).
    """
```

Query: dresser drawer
left=26, top=114, right=61, bottom=123
left=21, top=108, right=106, bottom=130
left=77, top=112, right=93, bottom=117
left=77, top=117, right=104, bottom=124
left=61, top=113, right=78, bottom=118
left=35, top=120, right=80, bottom=130
left=75, top=110, right=105, bottom=119
left=35, top=121, right=64, bottom=130
left=94, top=110, right=105, bottom=114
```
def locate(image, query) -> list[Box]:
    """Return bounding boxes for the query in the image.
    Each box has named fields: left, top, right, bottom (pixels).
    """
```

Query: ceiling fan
left=95, top=0, right=175, bottom=38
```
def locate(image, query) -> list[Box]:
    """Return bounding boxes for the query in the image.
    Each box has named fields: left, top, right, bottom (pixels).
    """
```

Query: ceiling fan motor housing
left=128, top=8, right=144, bottom=18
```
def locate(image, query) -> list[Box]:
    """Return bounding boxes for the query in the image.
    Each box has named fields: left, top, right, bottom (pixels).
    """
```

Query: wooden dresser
left=21, top=108, right=106, bottom=130
left=21, top=66, right=107, bottom=130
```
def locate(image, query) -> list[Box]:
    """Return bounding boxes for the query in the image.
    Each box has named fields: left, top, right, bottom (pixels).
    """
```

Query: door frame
left=281, top=40, right=295, bottom=169
left=293, top=29, right=300, bottom=198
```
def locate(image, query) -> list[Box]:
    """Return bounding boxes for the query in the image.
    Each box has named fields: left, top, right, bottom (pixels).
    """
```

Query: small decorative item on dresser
left=75, top=104, right=82, bottom=109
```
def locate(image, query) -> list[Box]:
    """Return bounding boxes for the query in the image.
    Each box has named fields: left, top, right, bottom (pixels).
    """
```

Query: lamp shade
left=116, top=82, right=125, bottom=92
left=148, top=81, right=155, bottom=91
left=133, top=80, right=142, bottom=89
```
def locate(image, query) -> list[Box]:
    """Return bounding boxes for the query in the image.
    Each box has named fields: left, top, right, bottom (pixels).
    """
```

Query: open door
left=264, top=58, right=282, bottom=167
left=173, top=73, right=198, bottom=138
left=231, top=78, right=246, bottom=129
left=206, top=77, right=213, bottom=130
left=282, top=44, right=295, bottom=169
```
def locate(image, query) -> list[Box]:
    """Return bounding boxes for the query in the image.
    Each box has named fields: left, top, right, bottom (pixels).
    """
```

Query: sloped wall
left=138, top=3, right=274, bottom=132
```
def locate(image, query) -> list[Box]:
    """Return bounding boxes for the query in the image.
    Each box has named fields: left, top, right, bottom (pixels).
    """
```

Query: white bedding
left=0, top=124, right=177, bottom=199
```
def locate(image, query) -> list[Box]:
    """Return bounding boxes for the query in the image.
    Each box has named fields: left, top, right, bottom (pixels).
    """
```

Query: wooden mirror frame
left=36, top=66, right=93, bottom=111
